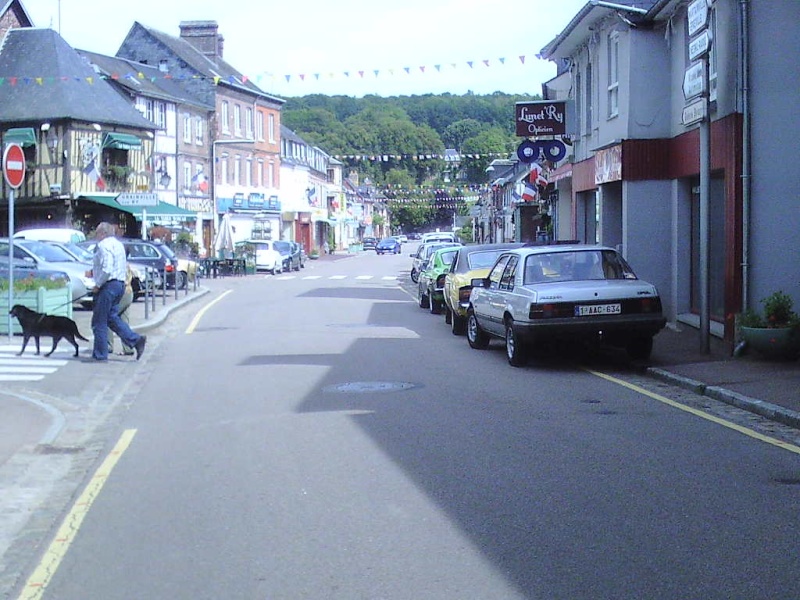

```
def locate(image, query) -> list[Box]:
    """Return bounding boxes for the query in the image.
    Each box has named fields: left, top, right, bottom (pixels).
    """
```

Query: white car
left=244, top=240, right=283, bottom=275
left=467, top=245, right=666, bottom=366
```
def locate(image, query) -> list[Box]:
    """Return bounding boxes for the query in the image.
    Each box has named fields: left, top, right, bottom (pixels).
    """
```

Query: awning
left=102, top=132, right=142, bottom=150
left=78, top=194, right=196, bottom=221
left=3, top=127, right=36, bottom=147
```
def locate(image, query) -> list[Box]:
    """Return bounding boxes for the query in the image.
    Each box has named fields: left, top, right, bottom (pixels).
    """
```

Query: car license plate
left=575, top=303, right=622, bottom=316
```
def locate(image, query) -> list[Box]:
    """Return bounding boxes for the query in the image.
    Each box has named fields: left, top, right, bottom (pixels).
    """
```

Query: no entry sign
left=3, top=143, right=26, bottom=188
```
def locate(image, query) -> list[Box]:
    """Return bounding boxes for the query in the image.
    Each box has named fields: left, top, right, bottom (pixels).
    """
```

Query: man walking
left=88, top=222, right=146, bottom=361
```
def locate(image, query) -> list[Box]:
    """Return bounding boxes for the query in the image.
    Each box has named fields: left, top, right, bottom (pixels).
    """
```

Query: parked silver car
left=0, top=238, right=95, bottom=307
left=467, top=245, right=667, bottom=366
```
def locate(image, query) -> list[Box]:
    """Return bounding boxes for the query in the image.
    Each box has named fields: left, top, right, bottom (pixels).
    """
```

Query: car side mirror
left=470, top=277, right=489, bottom=288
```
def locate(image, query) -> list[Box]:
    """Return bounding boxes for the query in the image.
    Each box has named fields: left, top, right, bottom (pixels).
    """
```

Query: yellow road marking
left=587, top=369, right=800, bottom=455
left=185, top=290, right=233, bottom=334
left=18, top=429, right=137, bottom=600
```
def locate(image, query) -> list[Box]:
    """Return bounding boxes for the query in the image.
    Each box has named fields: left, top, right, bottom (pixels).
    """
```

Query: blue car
left=376, top=237, right=401, bottom=255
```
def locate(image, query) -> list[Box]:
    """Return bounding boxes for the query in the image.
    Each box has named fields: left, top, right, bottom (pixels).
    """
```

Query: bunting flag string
left=0, top=54, right=535, bottom=88
left=334, top=152, right=510, bottom=161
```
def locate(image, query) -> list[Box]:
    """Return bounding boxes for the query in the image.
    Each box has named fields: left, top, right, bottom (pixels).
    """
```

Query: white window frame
left=234, top=155, right=241, bottom=185
left=221, top=101, right=230, bottom=133
left=246, top=107, right=253, bottom=139
left=183, top=113, right=192, bottom=143
left=268, top=113, right=275, bottom=143
left=607, top=32, right=619, bottom=119
left=183, top=161, right=191, bottom=191
left=155, top=102, right=167, bottom=129
left=234, top=105, right=242, bottom=136
left=246, top=157, right=252, bottom=187
left=195, top=117, right=203, bottom=145
left=267, top=160, right=274, bottom=188
left=220, top=157, right=228, bottom=184
left=257, top=159, right=264, bottom=187
left=256, top=112, right=264, bottom=141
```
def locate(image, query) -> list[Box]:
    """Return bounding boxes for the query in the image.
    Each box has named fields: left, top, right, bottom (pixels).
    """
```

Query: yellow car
left=443, top=243, right=524, bottom=335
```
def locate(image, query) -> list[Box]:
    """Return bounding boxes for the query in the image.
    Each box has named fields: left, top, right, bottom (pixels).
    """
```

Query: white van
left=13, top=228, right=87, bottom=244
left=421, top=231, right=457, bottom=244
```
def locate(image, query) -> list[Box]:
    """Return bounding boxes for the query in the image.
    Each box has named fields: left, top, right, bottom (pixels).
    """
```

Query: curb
left=647, top=367, right=800, bottom=430
left=132, top=285, right=211, bottom=333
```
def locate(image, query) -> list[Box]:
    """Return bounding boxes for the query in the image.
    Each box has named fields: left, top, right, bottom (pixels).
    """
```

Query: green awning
left=3, top=127, right=36, bottom=147
left=102, top=132, right=142, bottom=150
left=78, top=193, right=136, bottom=215
left=78, top=194, right=195, bottom=222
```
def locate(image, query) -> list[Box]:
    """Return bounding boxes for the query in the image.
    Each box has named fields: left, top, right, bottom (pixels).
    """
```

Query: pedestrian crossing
left=271, top=274, right=401, bottom=281
left=0, top=345, right=71, bottom=382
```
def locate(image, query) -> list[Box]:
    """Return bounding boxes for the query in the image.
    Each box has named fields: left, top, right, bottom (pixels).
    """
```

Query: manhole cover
left=324, top=381, right=417, bottom=394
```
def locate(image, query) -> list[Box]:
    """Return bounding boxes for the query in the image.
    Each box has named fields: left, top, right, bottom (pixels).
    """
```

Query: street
left=6, top=248, right=800, bottom=599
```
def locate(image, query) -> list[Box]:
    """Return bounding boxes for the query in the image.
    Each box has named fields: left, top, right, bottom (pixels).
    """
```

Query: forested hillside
left=281, top=92, right=540, bottom=186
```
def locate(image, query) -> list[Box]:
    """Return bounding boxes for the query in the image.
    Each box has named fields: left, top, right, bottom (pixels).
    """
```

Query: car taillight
left=165, top=264, right=175, bottom=273
left=529, top=303, right=573, bottom=319
left=639, top=297, right=662, bottom=313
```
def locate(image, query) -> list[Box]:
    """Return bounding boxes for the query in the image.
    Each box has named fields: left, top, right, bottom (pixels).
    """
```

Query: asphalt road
left=8, top=249, right=800, bottom=599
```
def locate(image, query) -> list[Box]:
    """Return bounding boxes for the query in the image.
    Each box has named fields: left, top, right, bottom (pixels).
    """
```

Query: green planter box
left=0, top=287, right=73, bottom=335
left=741, top=326, right=800, bottom=360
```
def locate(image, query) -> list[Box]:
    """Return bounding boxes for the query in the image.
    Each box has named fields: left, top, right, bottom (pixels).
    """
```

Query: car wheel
left=429, top=294, right=442, bottom=315
left=177, top=271, right=188, bottom=290
left=410, top=269, right=419, bottom=283
left=467, top=309, right=490, bottom=349
left=451, top=312, right=467, bottom=336
left=505, top=320, right=527, bottom=367
left=418, top=286, right=430, bottom=309
left=627, top=336, right=654, bottom=360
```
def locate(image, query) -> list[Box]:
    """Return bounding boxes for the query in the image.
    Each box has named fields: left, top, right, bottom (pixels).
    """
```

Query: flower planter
left=0, top=287, right=73, bottom=335
left=740, top=326, right=800, bottom=360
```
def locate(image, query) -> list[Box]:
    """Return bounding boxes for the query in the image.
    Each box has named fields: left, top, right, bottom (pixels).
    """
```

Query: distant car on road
left=466, top=245, right=667, bottom=366
left=376, top=237, right=402, bottom=255
left=362, top=237, right=378, bottom=251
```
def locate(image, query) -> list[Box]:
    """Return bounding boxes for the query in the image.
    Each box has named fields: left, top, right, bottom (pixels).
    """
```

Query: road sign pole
left=6, top=189, right=14, bottom=342
left=699, top=55, right=711, bottom=354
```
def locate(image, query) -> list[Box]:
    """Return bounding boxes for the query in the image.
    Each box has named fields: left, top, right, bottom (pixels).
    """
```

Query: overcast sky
left=22, top=0, right=588, bottom=98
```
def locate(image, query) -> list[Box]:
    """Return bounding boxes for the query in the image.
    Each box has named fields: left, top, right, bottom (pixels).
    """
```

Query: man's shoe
left=134, top=336, right=147, bottom=360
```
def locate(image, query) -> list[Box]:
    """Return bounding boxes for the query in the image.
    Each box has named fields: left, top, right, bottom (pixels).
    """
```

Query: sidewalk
left=646, top=322, right=800, bottom=428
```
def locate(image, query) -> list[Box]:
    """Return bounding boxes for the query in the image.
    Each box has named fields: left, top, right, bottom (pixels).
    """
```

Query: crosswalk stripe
left=302, top=276, right=322, bottom=280
left=329, top=275, right=346, bottom=280
left=0, top=366, right=58, bottom=374
left=382, top=276, right=398, bottom=280
left=0, top=375, right=45, bottom=382
left=355, top=275, right=373, bottom=280
left=0, top=358, right=69, bottom=367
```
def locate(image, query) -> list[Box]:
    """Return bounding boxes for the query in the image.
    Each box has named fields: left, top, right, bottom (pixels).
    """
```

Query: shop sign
left=594, top=145, right=622, bottom=185
left=515, top=101, right=567, bottom=137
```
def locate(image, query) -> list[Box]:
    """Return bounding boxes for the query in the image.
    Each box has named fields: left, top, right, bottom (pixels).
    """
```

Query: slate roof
left=76, top=49, right=213, bottom=111
left=0, top=27, right=156, bottom=129
left=123, top=22, right=284, bottom=106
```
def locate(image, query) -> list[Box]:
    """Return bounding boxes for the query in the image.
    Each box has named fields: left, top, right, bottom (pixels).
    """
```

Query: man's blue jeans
left=91, top=280, right=142, bottom=360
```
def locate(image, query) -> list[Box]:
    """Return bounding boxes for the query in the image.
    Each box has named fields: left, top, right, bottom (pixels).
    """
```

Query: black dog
left=9, top=304, right=90, bottom=358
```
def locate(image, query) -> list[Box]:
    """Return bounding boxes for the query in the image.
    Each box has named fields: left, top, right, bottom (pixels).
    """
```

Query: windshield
left=467, top=249, right=507, bottom=270
left=523, top=250, right=638, bottom=284
left=18, top=240, right=77, bottom=262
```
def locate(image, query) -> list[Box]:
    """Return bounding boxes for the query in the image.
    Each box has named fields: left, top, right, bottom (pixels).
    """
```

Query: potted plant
left=0, top=271, right=72, bottom=334
left=737, top=290, right=800, bottom=360
left=309, top=247, right=320, bottom=260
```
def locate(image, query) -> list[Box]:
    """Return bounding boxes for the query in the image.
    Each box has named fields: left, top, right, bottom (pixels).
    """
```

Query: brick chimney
left=179, top=21, right=224, bottom=61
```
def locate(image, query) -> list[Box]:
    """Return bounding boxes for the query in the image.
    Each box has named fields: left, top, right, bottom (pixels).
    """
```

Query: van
left=421, top=232, right=457, bottom=244
left=13, top=228, right=86, bottom=244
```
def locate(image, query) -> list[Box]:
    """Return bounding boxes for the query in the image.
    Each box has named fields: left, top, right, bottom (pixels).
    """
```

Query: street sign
left=689, top=29, right=713, bottom=61
left=116, top=192, right=159, bottom=206
left=683, top=62, right=706, bottom=100
left=687, top=0, right=710, bottom=37
left=3, top=143, right=26, bottom=189
left=682, top=99, right=707, bottom=126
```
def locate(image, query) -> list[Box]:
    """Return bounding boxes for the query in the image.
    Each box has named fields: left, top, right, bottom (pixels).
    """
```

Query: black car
left=80, top=238, right=178, bottom=293
left=290, top=241, right=306, bottom=269
left=362, top=237, right=378, bottom=250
